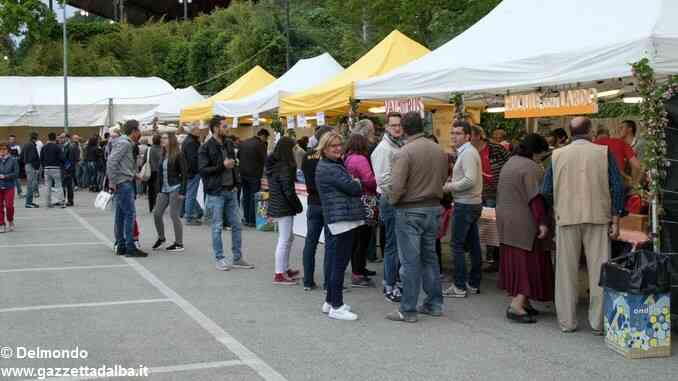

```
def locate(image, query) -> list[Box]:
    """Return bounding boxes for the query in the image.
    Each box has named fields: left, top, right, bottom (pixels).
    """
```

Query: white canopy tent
left=212, top=53, right=343, bottom=118
left=355, top=0, right=678, bottom=100
left=0, top=76, right=175, bottom=127
left=124, top=86, right=204, bottom=124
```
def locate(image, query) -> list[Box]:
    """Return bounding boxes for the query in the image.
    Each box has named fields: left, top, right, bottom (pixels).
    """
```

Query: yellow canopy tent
left=180, top=65, right=276, bottom=123
left=279, top=30, right=430, bottom=117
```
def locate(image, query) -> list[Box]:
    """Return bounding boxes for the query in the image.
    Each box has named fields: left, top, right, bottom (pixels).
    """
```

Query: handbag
left=361, top=194, right=379, bottom=226
left=138, top=148, right=151, bottom=182
left=94, top=190, right=113, bottom=211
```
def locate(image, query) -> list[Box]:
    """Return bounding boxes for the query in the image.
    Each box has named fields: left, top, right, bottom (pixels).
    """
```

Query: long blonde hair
left=162, top=133, right=180, bottom=162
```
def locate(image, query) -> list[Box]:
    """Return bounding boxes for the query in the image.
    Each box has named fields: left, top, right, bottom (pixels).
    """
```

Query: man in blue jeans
left=371, top=112, right=404, bottom=303
left=238, top=129, right=269, bottom=227
left=199, top=116, right=254, bottom=271
left=443, top=120, right=483, bottom=298
left=385, top=112, right=448, bottom=323
left=107, top=120, right=147, bottom=257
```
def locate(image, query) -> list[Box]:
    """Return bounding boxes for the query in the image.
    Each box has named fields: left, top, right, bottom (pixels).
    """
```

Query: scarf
left=385, top=133, right=404, bottom=148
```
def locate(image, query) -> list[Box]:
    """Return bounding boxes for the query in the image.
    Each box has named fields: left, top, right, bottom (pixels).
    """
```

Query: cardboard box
left=620, top=214, right=649, bottom=232
left=603, top=288, right=672, bottom=359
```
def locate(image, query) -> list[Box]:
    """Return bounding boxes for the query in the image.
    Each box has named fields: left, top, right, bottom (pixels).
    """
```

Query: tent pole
left=108, top=98, right=113, bottom=131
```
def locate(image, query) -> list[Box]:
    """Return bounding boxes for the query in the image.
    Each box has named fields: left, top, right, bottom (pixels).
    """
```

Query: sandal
left=506, top=307, right=537, bottom=324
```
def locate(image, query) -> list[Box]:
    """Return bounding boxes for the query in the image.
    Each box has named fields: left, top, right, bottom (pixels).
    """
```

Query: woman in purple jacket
left=344, top=134, right=378, bottom=288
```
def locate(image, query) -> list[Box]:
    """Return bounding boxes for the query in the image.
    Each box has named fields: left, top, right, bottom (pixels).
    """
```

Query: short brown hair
left=346, top=134, right=369, bottom=156
left=386, top=112, right=402, bottom=121
left=0, top=141, right=7, bottom=150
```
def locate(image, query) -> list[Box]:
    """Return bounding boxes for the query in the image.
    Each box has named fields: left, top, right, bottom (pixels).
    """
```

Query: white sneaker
left=216, top=259, right=231, bottom=271
left=322, top=302, right=351, bottom=314
left=329, top=307, right=358, bottom=321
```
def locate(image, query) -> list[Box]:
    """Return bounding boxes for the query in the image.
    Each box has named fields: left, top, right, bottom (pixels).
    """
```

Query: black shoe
left=115, top=245, right=126, bottom=256
left=152, top=238, right=166, bottom=250
left=525, top=305, right=541, bottom=316
left=166, top=243, right=184, bottom=252
left=66, top=202, right=74, bottom=207
left=25, top=204, right=39, bottom=209
left=362, top=268, right=377, bottom=276
left=506, top=307, right=536, bottom=324
left=126, top=249, right=148, bottom=258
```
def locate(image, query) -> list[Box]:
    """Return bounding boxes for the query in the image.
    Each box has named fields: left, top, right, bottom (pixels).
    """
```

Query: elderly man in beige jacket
left=542, top=116, right=625, bottom=334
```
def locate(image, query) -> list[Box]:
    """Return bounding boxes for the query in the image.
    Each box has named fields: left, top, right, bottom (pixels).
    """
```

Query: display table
left=261, top=179, right=324, bottom=243
left=477, top=207, right=649, bottom=248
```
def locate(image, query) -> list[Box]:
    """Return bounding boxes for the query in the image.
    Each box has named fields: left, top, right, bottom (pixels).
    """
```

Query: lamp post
left=179, top=0, right=192, bottom=21
left=62, top=2, right=69, bottom=133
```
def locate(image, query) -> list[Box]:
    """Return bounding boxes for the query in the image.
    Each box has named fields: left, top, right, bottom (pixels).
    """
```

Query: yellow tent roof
left=279, top=30, right=430, bottom=117
left=180, top=65, right=276, bottom=123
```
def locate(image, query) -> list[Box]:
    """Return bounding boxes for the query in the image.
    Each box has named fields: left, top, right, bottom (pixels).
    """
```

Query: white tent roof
left=355, top=0, right=678, bottom=100
left=124, top=86, right=204, bottom=123
left=212, top=53, right=343, bottom=118
left=0, top=76, right=175, bottom=127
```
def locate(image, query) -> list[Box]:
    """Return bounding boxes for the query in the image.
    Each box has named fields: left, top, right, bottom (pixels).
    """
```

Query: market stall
left=179, top=65, right=276, bottom=124
left=278, top=30, right=431, bottom=120
left=213, top=53, right=343, bottom=120
left=0, top=76, right=175, bottom=142
left=124, top=86, right=204, bottom=124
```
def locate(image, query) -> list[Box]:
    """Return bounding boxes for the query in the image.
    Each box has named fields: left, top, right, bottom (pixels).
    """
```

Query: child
left=0, top=141, right=19, bottom=232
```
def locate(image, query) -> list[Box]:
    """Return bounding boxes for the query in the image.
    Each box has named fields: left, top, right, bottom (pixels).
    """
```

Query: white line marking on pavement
left=0, top=264, right=131, bottom=273
left=9, top=226, right=88, bottom=232
left=28, top=360, right=246, bottom=381
left=0, top=242, right=105, bottom=249
left=0, top=299, right=171, bottom=313
left=66, top=208, right=289, bottom=381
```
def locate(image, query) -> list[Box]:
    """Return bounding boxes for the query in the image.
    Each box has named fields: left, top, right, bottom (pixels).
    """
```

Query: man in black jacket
left=60, top=133, right=80, bottom=206
left=237, top=129, right=269, bottom=227
left=20, top=132, right=41, bottom=208
left=199, top=116, right=253, bottom=271
left=182, top=125, right=204, bottom=225
left=41, top=132, right=65, bottom=208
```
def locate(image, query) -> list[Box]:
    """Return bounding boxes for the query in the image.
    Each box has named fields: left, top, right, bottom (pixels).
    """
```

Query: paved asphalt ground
left=0, top=188, right=676, bottom=381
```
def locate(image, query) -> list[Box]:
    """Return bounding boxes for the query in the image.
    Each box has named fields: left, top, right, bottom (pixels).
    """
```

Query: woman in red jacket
left=344, top=134, right=378, bottom=288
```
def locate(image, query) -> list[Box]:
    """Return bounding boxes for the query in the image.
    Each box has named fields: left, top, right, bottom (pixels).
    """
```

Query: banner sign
left=286, top=117, right=295, bottom=129
left=384, top=98, right=424, bottom=117
left=296, top=114, right=307, bottom=128
left=316, top=112, right=325, bottom=126
left=504, top=89, right=598, bottom=118
left=231, top=117, right=238, bottom=129
left=252, top=113, right=260, bottom=127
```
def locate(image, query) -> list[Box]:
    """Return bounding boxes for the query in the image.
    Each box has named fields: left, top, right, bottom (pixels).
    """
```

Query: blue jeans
left=24, top=165, right=39, bottom=206
left=302, top=203, right=328, bottom=288
left=379, top=197, right=399, bottom=288
left=114, top=181, right=136, bottom=252
left=395, top=206, right=443, bottom=317
left=241, top=176, right=260, bottom=225
left=452, top=203, right=483, bottom=290
left=184, top=175, right=203, bottom=221
left=325, top=227, right=354, bottom=308
left=206, top=190, right=242, bottom=262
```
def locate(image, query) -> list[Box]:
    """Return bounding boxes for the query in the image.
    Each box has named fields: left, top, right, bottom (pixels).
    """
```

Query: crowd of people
left=0, top=112, right=645, bottom=329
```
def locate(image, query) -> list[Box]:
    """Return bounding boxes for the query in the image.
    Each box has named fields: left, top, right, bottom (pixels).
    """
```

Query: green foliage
left=595, top=102, right=640, bottom=118
left=3, top=0, right=501, bottom=93
left=479, top=112, right=525, bottom=140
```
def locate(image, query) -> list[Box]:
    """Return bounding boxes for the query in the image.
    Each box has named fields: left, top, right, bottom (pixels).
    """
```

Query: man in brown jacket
left=542, top=116, right=625, bottom=334
left=385, top=112, right=448, bottom=323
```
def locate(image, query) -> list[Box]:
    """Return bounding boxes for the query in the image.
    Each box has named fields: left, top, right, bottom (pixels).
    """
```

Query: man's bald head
left=570, top=117, right=592, bottom=138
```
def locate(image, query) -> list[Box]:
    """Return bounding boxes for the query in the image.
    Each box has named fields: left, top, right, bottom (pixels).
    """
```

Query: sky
left=42, top=0, right=79, bottom=21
